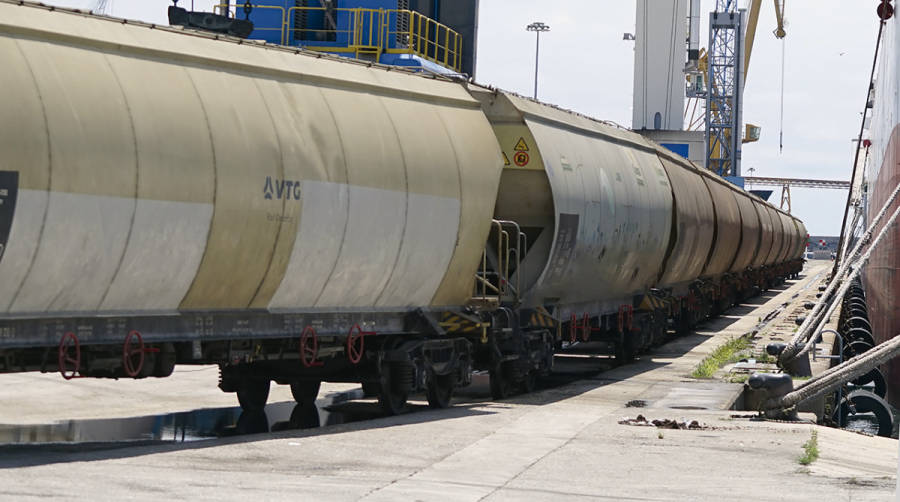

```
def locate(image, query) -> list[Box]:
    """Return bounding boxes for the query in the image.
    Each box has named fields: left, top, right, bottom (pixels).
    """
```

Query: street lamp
left=526, top=21, right=550, bottom=100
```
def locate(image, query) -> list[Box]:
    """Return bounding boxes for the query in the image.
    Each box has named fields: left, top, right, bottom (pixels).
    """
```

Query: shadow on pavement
left=0, top=400, right=496, bottom=469
left=0, top=277, right=804, bottom=468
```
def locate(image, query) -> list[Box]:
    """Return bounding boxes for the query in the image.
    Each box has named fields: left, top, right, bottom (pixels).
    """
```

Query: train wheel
left=138, top=350, right=157, bottom=378
left=237, top=378, right=270, bottom=411
left=153, top=343, right=176, bottom=378
left=361, top=381, right=380, bottom=397
left=615, top=333, right=635, bottom=365
left=674, top=313, right=692, bottom=336
left=289, top=402, right=321, bottom=429
left=235, top=410, right=269, bottom=435
left=290, top=380, right=321, bottom=404
left=489, top=362, right=514, bottom=400
left=426, top=373, right=454, bottom=409
left=521, top=370, right=537, bottom=394
left=378, top=363, right=408, bottom=415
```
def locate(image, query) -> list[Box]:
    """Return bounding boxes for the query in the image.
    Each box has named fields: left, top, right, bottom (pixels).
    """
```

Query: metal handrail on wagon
left=476, top=220, right=526, bottom=304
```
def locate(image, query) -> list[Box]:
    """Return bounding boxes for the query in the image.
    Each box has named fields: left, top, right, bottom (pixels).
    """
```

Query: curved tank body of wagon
left=654, top=152, right=716, bottom=291
left=697, top=170, right=743, bottom=279
left=472, top=90, right=674, bottom=318
left=729, top=191, right=763, bottom=272
left=0, top=3, right=504, bottom=320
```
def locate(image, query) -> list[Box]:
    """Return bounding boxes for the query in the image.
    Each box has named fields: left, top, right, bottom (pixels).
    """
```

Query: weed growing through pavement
left=691, top=336, right=753, bottom=378
left=798, top=430, right=819, bottom=465
left=728, top=373, right=750, bottom=383
left=756, top=350, right=774, bottom=364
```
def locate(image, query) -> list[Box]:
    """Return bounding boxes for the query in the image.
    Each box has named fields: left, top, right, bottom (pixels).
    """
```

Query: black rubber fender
left=841, top=317, right=872, bottom=334
left=844, top=301, right=868, bottom=313
left=846, top=339, right=874, bottom=358
left=844, top=309, right=869, bottom=322
left=852, top=367, right=887, bottom=398
left=833, top=389, right=894, bottom=437
left=845, top=303, right=868, bottom=314
left=845, top=327, right=876, bottom=347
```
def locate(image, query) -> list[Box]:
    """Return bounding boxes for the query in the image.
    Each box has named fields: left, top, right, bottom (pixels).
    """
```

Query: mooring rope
left=779, top=182, right=900, bottom=365
left=766, top=332, right=900, bottom=411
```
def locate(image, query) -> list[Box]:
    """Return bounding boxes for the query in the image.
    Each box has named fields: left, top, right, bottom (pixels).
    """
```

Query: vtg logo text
left=264, top=176, right=302, bottom=201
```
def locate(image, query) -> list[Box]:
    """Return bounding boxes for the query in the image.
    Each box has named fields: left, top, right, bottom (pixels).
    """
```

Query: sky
left=41, top=0, right=878, bottom=235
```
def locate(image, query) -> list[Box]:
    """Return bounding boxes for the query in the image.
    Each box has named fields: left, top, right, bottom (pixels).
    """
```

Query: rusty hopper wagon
left=0, top=2, right=806, bottom=414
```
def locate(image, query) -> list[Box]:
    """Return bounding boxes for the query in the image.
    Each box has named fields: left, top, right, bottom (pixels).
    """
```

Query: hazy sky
left=41, top=0, right=878, bottom=234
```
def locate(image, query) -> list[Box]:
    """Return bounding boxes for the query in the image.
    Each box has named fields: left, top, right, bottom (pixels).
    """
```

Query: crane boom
left=744, top=0, right=786, bottom=83
left=744, top=0, right=762, bottom=80
left=773, top=0, right=786, bottom=38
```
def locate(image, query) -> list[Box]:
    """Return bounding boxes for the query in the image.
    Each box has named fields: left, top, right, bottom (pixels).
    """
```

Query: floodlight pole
left=527, top=22, right=550, bottom=100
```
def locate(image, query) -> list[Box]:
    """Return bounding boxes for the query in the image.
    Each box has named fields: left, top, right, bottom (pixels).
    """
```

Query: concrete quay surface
left=0, top=262, right=897, bottom=501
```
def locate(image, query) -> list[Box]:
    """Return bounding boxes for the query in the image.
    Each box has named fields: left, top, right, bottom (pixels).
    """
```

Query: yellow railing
left=215, top=4, right=462, bottom=72
left=287, top=6, right=384, bottom=55
left=384, top=10, right=462, bottom=72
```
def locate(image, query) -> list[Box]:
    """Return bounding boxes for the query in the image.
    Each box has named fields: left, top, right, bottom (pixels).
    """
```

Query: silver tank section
left=698, top=171, right=743, bottom=278
left=750, top=198, right=776, bottom=268
left=730, top=193, right=762, bottom=273
left=655, top=153, right=716, bottom=290
left=474, top=90, right=674, bottom=317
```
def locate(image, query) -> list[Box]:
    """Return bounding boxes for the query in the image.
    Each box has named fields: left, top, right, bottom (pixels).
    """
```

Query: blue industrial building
left=219, top=0, right=479, bottom=75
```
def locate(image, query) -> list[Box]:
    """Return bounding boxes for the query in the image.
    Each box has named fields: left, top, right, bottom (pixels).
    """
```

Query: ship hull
left=865, top=125, right=900, bottom=406
left=866, top=10, right=900, bottom=406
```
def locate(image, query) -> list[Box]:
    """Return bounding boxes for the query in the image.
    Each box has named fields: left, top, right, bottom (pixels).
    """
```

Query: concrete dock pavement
left=0, top=262, right=896, bottom=501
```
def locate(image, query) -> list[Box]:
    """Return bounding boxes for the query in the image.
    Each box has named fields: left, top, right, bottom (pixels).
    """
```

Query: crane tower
left=705, top=0, right=745, bottom=179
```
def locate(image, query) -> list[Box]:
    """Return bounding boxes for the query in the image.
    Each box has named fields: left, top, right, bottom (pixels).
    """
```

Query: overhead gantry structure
left=744, top=176, right=850, bottom=213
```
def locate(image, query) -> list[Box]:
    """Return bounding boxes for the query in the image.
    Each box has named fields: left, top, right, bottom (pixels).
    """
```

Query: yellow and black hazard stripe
left=439, top=312, right=484, bottom=333
left=638, top=294, right=670, bottom=311
left=525, top=306, right=557, bottom=330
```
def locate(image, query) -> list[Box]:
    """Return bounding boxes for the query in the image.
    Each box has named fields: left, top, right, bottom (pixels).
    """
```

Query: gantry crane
left=697, top=0, right=785, bottom=178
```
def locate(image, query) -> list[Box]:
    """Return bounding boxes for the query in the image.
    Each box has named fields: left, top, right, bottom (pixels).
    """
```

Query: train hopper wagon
left=0, top=1, right=503, bottom=413
left=0, top=1, right=808, bottom=413
left=472, top=90, right=806, bottom=362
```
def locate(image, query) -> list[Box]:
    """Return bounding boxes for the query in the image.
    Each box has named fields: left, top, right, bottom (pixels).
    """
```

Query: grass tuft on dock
left=798, top=430, right=819, bottom=465
left=691, top=336, right=752, bottom=379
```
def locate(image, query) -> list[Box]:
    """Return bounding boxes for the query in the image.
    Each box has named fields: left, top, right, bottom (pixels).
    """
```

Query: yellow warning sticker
left=503, top=152, right=511, bottom=166
left=514, top=137, right=529, bottom=152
